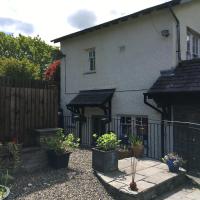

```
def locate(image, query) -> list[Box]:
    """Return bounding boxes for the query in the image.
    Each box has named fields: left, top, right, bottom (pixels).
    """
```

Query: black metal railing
left=63, top=116, right=200, bottom=171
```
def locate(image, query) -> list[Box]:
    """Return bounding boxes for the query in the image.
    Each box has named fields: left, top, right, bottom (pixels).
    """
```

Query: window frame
left=187, top=28, right=200, bottom=60
left=87, top=48, right=96, bottom=72
left=118, top=115, right=148, bottom=138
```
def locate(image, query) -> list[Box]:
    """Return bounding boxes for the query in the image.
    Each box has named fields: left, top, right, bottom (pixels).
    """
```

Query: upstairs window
left=187, top=29, right=200, bottom=60
left=88, top=48, right=95, bottom=71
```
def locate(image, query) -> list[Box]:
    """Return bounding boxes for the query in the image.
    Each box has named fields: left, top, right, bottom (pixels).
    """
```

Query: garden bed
left=6, top=149, right=114, bottom=200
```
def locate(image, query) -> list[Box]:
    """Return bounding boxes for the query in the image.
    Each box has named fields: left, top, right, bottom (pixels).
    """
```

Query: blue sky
left=0, top=0, right=169, bottom=45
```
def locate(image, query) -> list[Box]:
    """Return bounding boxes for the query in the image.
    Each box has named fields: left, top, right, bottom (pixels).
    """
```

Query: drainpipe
left=144, top=94, right=165, bottom=157
left=169, top=7, right=181, bottom=63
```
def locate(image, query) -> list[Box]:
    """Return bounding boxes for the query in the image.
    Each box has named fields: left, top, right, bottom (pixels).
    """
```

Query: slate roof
left=148, top=59, right=200, bottom=94
left=67, top=89, right=115, bottom=106
left=52, top=0, right=185, bottom=43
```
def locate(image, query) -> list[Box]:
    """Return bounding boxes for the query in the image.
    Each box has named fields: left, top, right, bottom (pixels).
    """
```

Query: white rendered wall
left=60, top=9, right=175, bottom=121
left=174, top=0, right=200, bottom=60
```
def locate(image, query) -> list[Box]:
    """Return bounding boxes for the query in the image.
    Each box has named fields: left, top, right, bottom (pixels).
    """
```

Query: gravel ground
left=7, top=149, right=114, bottom=200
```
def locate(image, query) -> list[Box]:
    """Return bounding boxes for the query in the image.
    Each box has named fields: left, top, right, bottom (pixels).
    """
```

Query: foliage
left=0, top=57, right=39, bottom=79
left=0, top=32, right=60, bottom=78
left=0, top=185, right=6, bottom=199
left=0, top=170, right=13, bottom=187
left=95, top=132, right=120, bottom=151
left=129, top=135, right=143, bottom=146
left=162, top=152, right=185, bottom=167
left=0, top=142, right=21, bottom=171
left=43, top=129, right=80, bottom=154
left=44, top=60, right=60, bottom=81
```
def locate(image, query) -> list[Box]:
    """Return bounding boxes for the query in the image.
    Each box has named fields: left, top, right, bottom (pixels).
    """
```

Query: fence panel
left=0, top=77, right=58, bottom=146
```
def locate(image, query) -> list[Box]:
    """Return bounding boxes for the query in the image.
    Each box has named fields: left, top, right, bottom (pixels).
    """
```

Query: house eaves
left=51, top=0, right=192, bottom=43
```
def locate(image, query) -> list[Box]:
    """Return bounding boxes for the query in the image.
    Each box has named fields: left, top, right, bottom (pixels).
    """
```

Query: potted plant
left=117, top=135, right=132, bottom=160
left=0, top=170, right=12, bottom=200
left=92, top=132, right=120, bottom=173
left=117, top=145, right=132, bottom=160
left=129, top=135, right=144, bottom=158
left=0, top=185, right=10, bottom=200
left=43, top=129, right=79, bottom=169
left=162, top=152, right=185, bottom=173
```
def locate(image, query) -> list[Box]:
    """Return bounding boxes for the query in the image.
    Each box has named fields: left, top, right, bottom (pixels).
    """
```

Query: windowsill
left=83, top=71, right=96, bottom=75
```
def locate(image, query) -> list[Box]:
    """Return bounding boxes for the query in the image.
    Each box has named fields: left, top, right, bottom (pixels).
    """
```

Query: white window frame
left=88, top=48, right=96, bottom=72
left=187, top=28, right=200, bottom=60
left=119, top=115, right=148, bottom=137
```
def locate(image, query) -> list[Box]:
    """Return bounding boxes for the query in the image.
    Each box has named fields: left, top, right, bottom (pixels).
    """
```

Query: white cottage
left=52, top=0, right=200, bottom=163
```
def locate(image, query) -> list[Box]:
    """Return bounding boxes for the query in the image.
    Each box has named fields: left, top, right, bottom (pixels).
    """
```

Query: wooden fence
left=0, top=77, right=58, bottom=146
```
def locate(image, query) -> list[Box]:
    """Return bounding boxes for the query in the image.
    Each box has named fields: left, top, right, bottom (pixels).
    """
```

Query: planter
left=47, top=150, right=71, bottom=169
left=167, top=160, right=179, bottom=173
left=132, top=145, right=144, bottom=158
left=0, top=185, right=10, bottom=200
left=92, top=148, right=118, bottom=173
left=117, top=149, right=132, bottom=160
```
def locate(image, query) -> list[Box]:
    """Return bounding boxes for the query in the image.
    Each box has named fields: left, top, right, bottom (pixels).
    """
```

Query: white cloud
left=0, top=0, right=169, bottom=45
left=68, top=10, right=97, bottom=29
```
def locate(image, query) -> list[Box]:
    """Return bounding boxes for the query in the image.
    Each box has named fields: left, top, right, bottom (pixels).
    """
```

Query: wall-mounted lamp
left=161, top=30, right=170, bottom=37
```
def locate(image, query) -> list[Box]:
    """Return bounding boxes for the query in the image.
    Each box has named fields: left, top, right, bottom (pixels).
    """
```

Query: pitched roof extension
left=148, top=59, right=200, bottom=94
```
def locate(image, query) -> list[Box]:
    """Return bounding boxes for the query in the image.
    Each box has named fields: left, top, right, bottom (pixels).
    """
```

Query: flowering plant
left=162, top=153, right=185, bottom=172
left=44, top=60, right=60, bottom=80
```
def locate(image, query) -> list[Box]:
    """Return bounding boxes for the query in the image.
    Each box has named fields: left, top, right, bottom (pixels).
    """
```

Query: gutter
left=143, top=93, right=163, bottom=114
left=169, top=7, right=181, bottom=63
left=144, top=93, right=165, bottom=157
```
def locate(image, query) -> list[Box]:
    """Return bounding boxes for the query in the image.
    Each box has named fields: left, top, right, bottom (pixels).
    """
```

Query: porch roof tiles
left=67, top=89, right=115, bottom=106
left=147, top=59, right=200, bottom=94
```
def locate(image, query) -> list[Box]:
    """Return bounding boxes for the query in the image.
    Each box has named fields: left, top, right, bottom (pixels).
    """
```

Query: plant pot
left=0, top=185, right=10, bottom=200
left=47, top=150, right=71, bottom=169
left=167, top=160, right=179, bottom=173
left=132, top=145, right=144, bottom=158
left=117, top=149, right=132, bottom=160
left=92, top=148, right=118, bottom=173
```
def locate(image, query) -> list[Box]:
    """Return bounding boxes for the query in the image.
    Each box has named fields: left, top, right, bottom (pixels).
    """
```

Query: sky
left=0, top=0, right=170, bottom=45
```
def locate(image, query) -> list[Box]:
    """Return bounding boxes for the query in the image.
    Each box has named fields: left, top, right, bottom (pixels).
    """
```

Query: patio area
left=96, top=157, right=187, bottom=200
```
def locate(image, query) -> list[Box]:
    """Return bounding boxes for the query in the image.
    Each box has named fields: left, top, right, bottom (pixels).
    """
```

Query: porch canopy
left=67, top=89, right=115, bottom=118
left=145, top=59, right=200, bottom=106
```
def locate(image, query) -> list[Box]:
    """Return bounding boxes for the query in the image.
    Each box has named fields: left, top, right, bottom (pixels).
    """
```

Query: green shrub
left=96, top=132, right=120, bottom=151
left=43, top=129, right=79, bottom=154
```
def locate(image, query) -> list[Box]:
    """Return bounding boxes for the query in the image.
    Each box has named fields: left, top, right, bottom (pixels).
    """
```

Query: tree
left=0, top=32, right=59, bottom=78
left=0, top=57, right=39, bottom=79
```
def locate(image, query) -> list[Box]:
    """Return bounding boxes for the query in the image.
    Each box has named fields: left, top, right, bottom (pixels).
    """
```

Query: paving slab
left=96, top=157, right=186, bottom=200
left=144, top=171, right=177, bottom=185
left=137, top=166, right=165, bottom=177
left=157, top=184, right=200, bottom=200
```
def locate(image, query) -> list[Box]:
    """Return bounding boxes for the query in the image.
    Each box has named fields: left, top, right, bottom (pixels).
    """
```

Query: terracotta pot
left=117, top=149, right=132, bottom=160
left=132, top=145, right=144, bottom=158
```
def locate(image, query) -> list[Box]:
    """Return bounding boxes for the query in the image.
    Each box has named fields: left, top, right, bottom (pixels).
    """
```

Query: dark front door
left=92, top=116, right=106, bottom=146
left=92, top=116, right=106, bottom=137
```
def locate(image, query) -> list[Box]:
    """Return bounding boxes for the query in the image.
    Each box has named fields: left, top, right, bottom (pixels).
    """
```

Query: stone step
left=95, top=158, right=189, bottom=200
left=20, top=147, right=48, bottom=173
left=155, top=182, right=200, bottom=200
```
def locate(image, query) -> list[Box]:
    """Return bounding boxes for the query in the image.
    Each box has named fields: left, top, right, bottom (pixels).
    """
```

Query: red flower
left=44, top=60, right=61, bottom=80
